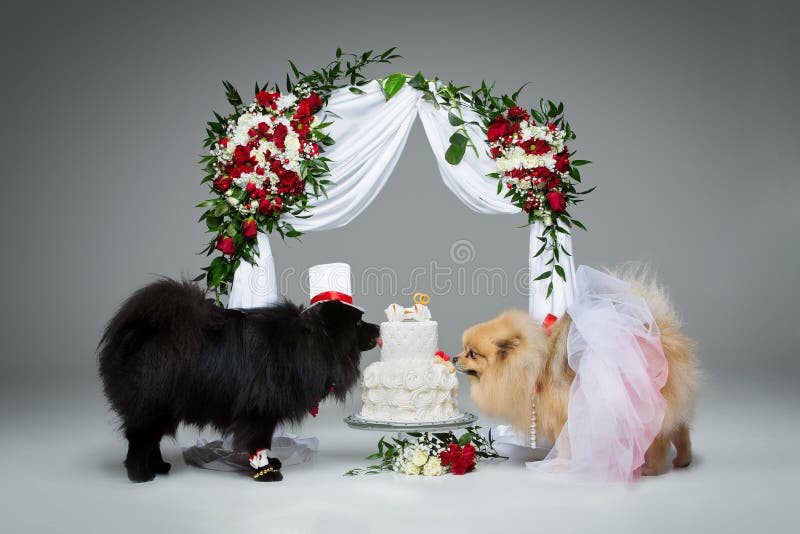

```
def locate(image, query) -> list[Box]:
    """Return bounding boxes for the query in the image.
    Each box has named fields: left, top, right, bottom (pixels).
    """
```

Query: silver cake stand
left=344, top=413, right=478, bottom=439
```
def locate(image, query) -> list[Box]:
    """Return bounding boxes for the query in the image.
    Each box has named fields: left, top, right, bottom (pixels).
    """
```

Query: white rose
left=284, top=133, right=300, bottom=153
left=411, top=448, right=429, bottom=467
left=403, top=461, right=421, bottom=476
left=226, top=196, right=240, bottom=207
left=422, top=457, right=444, bottom=476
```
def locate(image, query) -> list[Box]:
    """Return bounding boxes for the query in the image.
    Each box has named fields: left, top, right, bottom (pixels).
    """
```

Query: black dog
left=98, top=279, right=379, bottom=482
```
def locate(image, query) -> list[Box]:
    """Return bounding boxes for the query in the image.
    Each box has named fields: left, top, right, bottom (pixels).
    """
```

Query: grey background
left=1, top=1, right=797, bottom=533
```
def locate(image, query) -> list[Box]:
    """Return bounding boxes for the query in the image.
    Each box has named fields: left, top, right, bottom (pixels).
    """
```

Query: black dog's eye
left=467, top=350, right=476, bottom=359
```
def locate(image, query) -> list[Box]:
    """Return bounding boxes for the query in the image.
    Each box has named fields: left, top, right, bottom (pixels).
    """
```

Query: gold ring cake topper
left=385, top=293, right=432, bottom=322
left=413, top=292, right=431, bottom=306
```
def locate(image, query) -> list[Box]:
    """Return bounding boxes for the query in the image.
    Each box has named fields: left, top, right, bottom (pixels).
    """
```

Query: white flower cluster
left=392, top=443, right=445, bottom=476
left=493, top=120, right=567, bottom=177
left=490, top=119, right=569, bottom=217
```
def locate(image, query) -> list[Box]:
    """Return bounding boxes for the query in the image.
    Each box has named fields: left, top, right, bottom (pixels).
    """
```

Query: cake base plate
left=344, top=413, right=478, bottom=432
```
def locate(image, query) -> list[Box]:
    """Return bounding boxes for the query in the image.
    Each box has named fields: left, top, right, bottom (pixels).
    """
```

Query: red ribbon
left=542, top=313, right=558, bottom=332
left=310, top=291, right=353, bottom=305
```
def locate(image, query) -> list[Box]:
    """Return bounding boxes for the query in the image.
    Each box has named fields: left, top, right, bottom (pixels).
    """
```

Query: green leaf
left=458, top=432, right=473, bottom=446
left=445, top=142, right=466, bottom=165
left=408, top=72, right=427, bottom=91
left=571, top=159, right=591, bottom=167
left=533, top=270, right=552, bottom=281
left=571, top=219, right=587, bottom=231
left=554, top=264, right=566, bottom=281
left=348, top=86, right=366, bottom=94
left=382, top=73, right=407, bottom=100
left=448, top=111, right=465, bottom=126
left=449, top=132, right=467, bottom=147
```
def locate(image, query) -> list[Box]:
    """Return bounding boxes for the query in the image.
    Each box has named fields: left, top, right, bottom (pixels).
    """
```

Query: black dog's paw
left=253, top=469, right=283, bottom=482
left=125, top=462, right=155, bottom=483
left=151, top=460, right=171, bottom=474
left=252, top=463, right=283, bottom=482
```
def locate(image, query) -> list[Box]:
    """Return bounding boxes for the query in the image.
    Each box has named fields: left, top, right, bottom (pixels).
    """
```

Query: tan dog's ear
left=495, top=337, right=520, bottom=359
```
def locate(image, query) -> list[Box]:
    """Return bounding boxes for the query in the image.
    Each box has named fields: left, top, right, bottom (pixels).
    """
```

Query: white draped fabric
left=527, top=266, right=669, bottom=482
left=228, top=80, right=575, bottom=320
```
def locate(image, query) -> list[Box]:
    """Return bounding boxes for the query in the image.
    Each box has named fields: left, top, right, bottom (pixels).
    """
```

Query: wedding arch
left=196, top=49, right=593, bottom=321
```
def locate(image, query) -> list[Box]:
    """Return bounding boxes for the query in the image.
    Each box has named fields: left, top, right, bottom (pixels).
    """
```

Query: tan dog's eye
left=467, top=350, right=476, bottom=359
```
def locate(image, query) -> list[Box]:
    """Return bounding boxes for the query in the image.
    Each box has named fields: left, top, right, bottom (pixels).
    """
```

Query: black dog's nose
left=452, top=356, right=459, bottom=364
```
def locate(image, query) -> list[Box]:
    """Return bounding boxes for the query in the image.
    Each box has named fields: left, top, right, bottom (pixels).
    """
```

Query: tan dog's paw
left=642, top=465, right=666, bottom=476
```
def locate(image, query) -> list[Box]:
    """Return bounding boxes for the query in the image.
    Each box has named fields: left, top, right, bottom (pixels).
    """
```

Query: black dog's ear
left=495, top=337, right=520, bottom=359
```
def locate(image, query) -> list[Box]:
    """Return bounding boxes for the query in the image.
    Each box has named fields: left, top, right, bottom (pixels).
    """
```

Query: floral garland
left=198, top=49, right=400, bottom=298
left=344, top=426, right=505, bottom=477
left=197, top=48, right=591, bottom=298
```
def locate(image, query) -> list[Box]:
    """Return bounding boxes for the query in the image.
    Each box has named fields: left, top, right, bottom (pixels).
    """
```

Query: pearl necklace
left=530, top=394, right=537, bottom=449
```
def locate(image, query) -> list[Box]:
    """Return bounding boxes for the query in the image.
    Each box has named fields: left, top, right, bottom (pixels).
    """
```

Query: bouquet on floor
left=345, top=426, right=505, bottom=476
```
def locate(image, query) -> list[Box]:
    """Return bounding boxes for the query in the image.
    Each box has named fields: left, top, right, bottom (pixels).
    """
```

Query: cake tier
left=379, top=320, right=438, bottom=362
left=360, top=360, right=459, bottom=422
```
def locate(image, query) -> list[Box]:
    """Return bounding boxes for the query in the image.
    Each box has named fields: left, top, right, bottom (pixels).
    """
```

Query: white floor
left=2, top=377, right=797, bottom=534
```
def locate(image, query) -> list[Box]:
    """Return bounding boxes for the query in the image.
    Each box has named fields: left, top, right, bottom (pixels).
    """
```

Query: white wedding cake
left=360, top=295, right=459, bottom=422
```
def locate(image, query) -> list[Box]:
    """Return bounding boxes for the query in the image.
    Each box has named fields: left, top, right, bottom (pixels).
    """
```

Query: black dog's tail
left=98, top=279, right=218, bottom=420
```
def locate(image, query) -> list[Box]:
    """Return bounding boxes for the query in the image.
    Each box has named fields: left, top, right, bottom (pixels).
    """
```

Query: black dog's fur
left=98, top=279, right=379, bottom=482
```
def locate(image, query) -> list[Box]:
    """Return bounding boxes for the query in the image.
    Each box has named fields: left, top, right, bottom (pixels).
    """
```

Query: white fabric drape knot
left=228, top=80, right=575, bottom=320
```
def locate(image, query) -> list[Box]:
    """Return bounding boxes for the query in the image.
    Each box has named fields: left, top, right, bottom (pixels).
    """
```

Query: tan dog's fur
left=457, top=268, right=698, bottom=475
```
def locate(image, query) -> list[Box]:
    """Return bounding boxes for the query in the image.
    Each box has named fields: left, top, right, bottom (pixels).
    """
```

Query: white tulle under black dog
left=98, top=279, right=379, bottom=482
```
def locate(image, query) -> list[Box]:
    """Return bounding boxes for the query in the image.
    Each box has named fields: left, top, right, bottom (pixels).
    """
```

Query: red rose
left=272, top=196, right=284, bottom=211
left=258, top=198, right=272, bottom=214
left=546, top=176, right=561, bottom=189
left=233, top=146, right=250, bottom=164
left=242, top=218, right=258, bottom=239
left=506, top=106, right=528, bottom=121
left=439, top=443, right=462, bottom=466
left=256, top=91, right=279, bottom=108
left=531, top=166, right=551, bottom=179
left=489, top=146, right=502, bottom=159
left=487, top=116, right=512, bottom=142
left=212, top=176, right=231, bottom=192
left=294, top=100, right=312, bottom=121
left=277, top=170, right=302, bottom=194
left=450, top=456, right=470, bottom=475
left=554, top=148, right=570, bottom=173
left=215, top=236, right=235, bottom=256
left=547, top=191, right=567, bottom=212
left=218, top=138, right=229, bottom=148
left=529, top=139, right=551, bottom=156
left=305, top=92, right=323, bottom=111
left=272, top=123, right=288, bottom=150
left=461, top=443, right=476, bottom=462
left=308, top=401, right=319, bottom=418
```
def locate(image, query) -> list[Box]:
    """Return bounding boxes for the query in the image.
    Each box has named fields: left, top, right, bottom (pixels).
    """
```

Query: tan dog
left=456, top=269, right=698, bottom=475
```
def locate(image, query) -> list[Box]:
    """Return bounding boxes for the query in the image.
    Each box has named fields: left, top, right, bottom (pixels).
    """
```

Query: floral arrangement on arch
left=344, top=426, right=505, bottom=477
left=382, top=74, right=594, bottom=298
left=197, top=49, right=401, bottom=298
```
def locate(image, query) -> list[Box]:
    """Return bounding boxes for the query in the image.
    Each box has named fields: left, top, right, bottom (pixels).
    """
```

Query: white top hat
left=307, top=262, right=363, bottom=311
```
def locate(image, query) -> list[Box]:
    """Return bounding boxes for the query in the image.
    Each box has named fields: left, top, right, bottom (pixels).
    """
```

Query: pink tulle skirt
left=527, top=266, right=668, bottom=482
